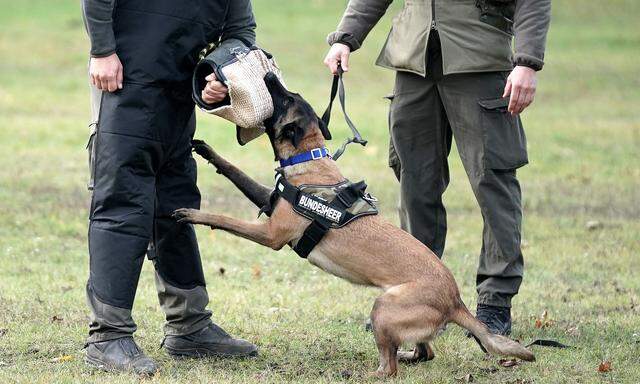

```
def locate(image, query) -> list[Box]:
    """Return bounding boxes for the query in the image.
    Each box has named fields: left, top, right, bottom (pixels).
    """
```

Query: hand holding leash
left=324, top=43, right=351, bottom=74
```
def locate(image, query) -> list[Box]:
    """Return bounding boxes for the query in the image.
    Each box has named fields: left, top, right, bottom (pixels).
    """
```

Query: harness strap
left=293, top=218, right=332, bottom=258
left=336, top=181, right=367, bottom=207
left=321, top=66, right=367, bottom=161
left=275, top=172, right=298, bottom=203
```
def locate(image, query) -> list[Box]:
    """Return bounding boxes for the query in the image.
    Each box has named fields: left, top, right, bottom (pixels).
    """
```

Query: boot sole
left=164, top=345, right=258, bottom=359
left=84, top=355, right=156, bottom=376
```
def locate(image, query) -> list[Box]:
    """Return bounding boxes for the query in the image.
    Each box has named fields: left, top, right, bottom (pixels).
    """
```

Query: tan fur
left=174, top=95, right=535, bottom=377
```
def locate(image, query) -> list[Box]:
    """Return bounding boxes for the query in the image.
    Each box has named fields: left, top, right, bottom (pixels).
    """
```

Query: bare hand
left=89, top=53, right=123, bottom=92
left=202, top=73, right=228, bottom=104
left=503, top=66, right=537, bottom=115
left=323, top=43, right=351, bottom=75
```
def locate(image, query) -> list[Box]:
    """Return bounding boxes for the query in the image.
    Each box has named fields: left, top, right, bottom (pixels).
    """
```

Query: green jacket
left=327, top=0, right=551, bottom=76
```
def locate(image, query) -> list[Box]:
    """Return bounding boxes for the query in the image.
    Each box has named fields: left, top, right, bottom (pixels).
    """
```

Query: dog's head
left=263, top=72, right=331, bottom=160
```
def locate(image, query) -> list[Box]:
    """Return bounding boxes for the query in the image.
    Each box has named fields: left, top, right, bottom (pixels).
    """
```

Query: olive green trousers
left=388, top=33, right=527, bottom=308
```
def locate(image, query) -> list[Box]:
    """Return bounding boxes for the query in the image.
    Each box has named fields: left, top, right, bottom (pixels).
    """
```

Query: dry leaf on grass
left=455, top=373, right=474, bottom=382
left=597, top=361, right=612, bottom=373
left=50, top=355, right=74, bottom=363
left=51, top=315, right=64, bottom=323
left=252, top=265, right=262, bottom=279
left=566, top=325, right=581, bottom=337
left=534, top=310, right=553, bottom=328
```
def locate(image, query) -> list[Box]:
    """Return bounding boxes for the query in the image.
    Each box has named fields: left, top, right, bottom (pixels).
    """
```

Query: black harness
left=261, top=172, right=378, bottom=258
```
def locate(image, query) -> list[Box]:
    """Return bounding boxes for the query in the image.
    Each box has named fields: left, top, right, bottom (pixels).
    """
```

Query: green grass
left=0, top=0, right=639, bottom=382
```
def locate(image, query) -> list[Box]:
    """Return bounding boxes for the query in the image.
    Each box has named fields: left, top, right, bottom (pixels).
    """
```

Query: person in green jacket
left=324, top=0, right=551, bottom=335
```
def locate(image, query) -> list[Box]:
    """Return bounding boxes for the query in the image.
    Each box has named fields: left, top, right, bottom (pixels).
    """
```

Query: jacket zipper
left=431, top=0, right=437, bottom=29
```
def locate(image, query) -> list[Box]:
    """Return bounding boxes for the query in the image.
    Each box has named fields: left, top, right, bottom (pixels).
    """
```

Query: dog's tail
left=451, top=305, right=535, bottom=362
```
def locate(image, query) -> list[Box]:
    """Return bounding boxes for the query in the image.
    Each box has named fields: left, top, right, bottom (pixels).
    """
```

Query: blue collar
left=279, top=147, right=331, bottom=168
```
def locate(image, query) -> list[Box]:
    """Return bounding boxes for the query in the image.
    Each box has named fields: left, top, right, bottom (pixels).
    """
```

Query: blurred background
left=0, top=0, right=638, bottom=383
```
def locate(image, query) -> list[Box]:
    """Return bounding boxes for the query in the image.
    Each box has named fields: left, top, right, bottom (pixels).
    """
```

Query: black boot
left=85, top=337, right=158, bottom=376
left=163, top=323, right=258, bottom=358
left=475, top=304, right=512, bottom=335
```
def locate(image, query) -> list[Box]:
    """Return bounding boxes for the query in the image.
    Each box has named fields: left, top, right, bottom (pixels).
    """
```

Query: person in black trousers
left=82, top=0, right=258, bottom=374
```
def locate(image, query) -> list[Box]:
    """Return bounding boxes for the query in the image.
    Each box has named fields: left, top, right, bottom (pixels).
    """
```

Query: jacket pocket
left=475, top=0, right=516, bottom=35
left=479, top=97, right=528, bottom=170
left=376, top=3, right=429, bottom=75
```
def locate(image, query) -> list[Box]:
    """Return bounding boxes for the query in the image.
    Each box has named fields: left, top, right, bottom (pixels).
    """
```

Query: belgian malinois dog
left=173, top=73, right=534, bottom=377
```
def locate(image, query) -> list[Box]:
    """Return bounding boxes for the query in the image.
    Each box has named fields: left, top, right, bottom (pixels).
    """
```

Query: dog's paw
left=191, top=139, right=216, bottom=159
left=172, top=208, right=198, bottom=224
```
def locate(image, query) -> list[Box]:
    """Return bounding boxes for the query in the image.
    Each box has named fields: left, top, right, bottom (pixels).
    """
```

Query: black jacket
left=82, top=0, right=256, bottom=85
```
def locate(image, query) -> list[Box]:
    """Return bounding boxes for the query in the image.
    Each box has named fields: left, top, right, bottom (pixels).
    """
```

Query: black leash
left=525, top=339, right=573, bottom=349
left=321, top=66, right=367, bottom=160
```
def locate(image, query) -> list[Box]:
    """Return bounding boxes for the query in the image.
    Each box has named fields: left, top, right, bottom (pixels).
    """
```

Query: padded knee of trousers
left=152, top=217, right=207, bottom=290
left=89, top=227, right=149, bottom=309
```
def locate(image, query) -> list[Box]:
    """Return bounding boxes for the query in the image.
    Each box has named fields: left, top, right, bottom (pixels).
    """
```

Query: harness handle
left=321, top=65, right=367, bottom=161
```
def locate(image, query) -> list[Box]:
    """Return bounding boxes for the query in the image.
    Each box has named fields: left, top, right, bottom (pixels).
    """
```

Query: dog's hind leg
left=370, top=282, right=446, bottom=377
left=192, top=140, right=272, bottom=210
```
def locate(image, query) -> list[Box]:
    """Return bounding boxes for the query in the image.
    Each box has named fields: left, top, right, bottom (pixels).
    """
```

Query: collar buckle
left=311, top=148, right=323, bottom=160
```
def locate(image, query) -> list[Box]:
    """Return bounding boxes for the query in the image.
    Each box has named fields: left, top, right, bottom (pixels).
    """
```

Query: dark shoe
left=163, top=323, right=258, bottom=358
left=473, top=304, right=512, bottom=336
left=85, top=337, right=158, bottom=376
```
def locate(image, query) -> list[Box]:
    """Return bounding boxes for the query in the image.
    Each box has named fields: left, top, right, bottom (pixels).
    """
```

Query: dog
left=173, top=73, right=534, bottom=377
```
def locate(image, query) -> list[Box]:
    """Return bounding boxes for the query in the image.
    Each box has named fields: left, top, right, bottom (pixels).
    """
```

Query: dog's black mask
left=263, top=72, right=331, bottom=159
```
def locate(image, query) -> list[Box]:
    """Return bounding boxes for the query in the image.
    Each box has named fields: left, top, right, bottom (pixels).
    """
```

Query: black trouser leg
left=87, top=122, right=161, bottom=342
left=86, top=84, right=212, bottom=342
left=150, top=113, right=212, bottom=337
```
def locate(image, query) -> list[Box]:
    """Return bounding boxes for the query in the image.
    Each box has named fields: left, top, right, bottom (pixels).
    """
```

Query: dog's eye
left=283, top=96, right=295, bottom=106
left=282, top=122, right=297, bottom=138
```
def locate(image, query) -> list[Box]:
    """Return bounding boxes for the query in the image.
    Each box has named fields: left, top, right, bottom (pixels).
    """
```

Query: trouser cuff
left=154, top=270, right=213, bottom=337
left=164, top=316, right=213, bottom=337
left=86, top=332, right=131, bottom=345
left=477, top=292, right=512, bottom=308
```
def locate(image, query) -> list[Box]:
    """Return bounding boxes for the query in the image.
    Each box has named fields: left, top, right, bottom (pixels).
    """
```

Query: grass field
left=0, top=0, right=639, bottom=383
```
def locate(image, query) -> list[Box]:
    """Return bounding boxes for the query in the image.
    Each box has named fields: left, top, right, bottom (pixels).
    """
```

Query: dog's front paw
left=191, top=139, right=216, bottom=160
left=172, top=208, right=200, bottom=224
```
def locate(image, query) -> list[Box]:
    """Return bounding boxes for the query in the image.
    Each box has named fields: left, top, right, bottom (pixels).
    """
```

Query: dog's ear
left=317, top=116, right=332, bottom=140
left=282, top=122, right=306, bottom=148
